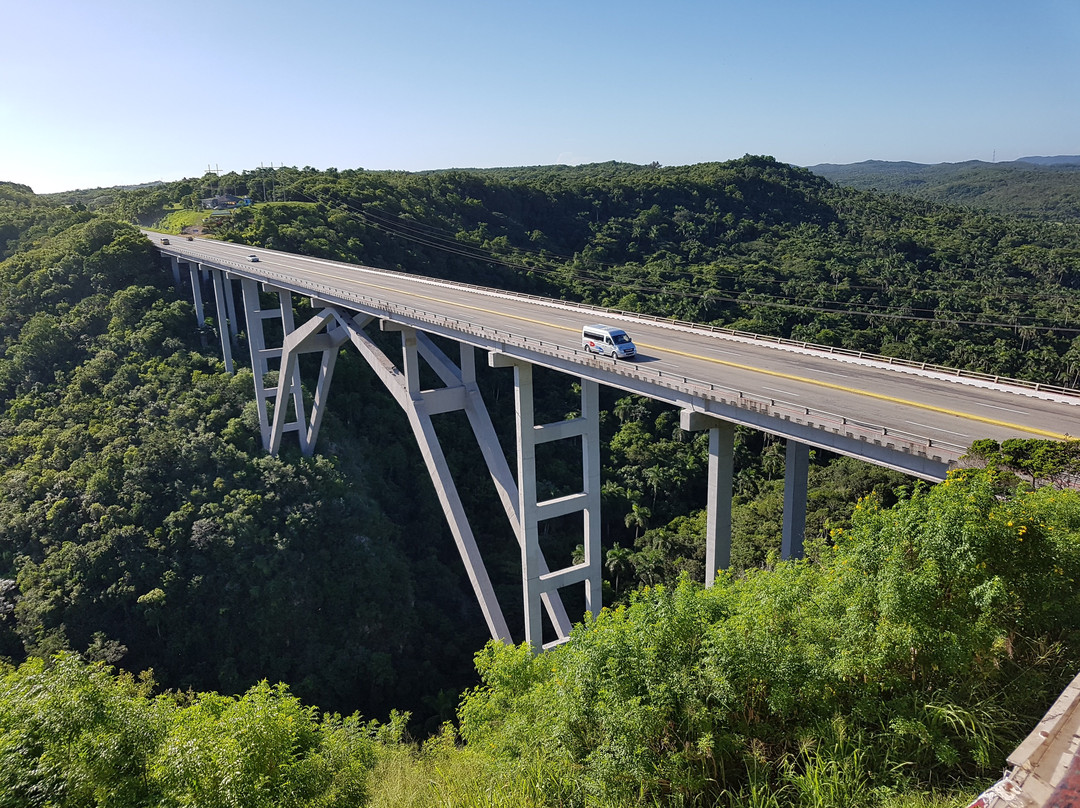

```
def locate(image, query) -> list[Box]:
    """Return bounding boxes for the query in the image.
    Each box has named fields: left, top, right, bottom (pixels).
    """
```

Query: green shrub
left=0, top=655, right=380, bottom=808
left=459, top=469, right=1080, bottom=806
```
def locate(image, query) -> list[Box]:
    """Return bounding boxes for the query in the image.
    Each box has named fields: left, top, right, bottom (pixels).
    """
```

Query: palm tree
left=605, top=543, right=634, bottom=596
left=624, top=502, right=651, bottom=540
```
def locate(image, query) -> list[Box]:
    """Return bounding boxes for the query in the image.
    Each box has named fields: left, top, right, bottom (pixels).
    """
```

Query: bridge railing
left=174, top=252, right=972, bottom=465
left=460, top=323, right=969, bottom=466
left=166, top=243, right=1080, bottom=398
left=455, top=289, right=1079, bottom=399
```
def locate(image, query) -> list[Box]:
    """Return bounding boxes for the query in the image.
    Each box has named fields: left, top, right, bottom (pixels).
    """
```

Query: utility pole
left=205, top=164, right=221, bottom=199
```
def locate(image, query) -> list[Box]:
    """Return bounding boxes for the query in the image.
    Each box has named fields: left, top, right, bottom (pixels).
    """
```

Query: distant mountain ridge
left=806, top=157, right=1080, bottom=220
left=1016, top=155, right=1080, bottom=166
left=808, top=156, right=1080, bottom=172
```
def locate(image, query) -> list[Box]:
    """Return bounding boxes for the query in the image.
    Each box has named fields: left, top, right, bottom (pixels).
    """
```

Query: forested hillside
left=2, top=471, right=1078, bottom=807
left=114, top=157, right=1080, bottom=388
left=809, top=158, right=1080, bottom=222
left=1, top=158, right=1079, bottom=806
left=0, top=208, right=492, bottom=720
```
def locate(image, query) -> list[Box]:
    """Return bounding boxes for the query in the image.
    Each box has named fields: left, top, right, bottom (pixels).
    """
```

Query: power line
left=282, top=185, right=1080, bottom=335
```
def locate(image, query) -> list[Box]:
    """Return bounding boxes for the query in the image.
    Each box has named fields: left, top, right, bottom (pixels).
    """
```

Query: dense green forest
left=1, top=160, right=1079, bottom=806
left=116, top=158, right=1080, bottom=388
left=2, top=472, right=1078, bottom=806
left=809, top=158, right=1080, bottom=223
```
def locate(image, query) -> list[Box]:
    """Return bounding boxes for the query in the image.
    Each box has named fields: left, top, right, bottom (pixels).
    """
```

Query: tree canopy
left=0, top=158, right=1078, bottom=806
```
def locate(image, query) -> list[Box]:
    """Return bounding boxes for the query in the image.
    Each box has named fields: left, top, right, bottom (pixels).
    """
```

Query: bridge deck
left=149, top=232, right=1079, bottom=479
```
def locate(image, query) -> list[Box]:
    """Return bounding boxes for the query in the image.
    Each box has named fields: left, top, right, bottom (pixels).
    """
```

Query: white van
left=582, top=324, right=637, bottom=360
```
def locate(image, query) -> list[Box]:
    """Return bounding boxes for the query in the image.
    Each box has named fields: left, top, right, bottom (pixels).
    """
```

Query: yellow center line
left=645, top=343, right=1068, bottom=440
left=265, top=258, right=1071, bottom=441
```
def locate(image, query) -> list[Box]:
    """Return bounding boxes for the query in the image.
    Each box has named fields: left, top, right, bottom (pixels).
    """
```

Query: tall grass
left=367, top=728, right=585, bottom=808
left=157, top=208, right=209, bottom=233
left=366, top=729, right=975, bottom=808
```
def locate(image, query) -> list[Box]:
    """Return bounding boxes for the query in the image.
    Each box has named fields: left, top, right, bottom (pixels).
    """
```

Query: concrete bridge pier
left=210, top=269, right=234, bottom=374
left=680, top=410, right=734, bottom=585
left=220, top=271, right=240, bottom=349
left=168, top=255, right=182, bottom=287
left=174, top=257, right=240, bottom=371
left=493, top=356, right=602, bottom=652
left=239, top=280, right=309, bottom=452
left=186, top=262, right=205, bottom=328
left=781, top=439, right=810, bottom=560
left=682, top=411, right=811, bottom=574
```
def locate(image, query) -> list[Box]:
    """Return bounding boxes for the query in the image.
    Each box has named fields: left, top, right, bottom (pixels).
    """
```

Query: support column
left=169, top=255, right=182, bottom=287
left=224, top=275, right=240, bottom=347
left=504, top=359, right=601, bottom=653
left=211, top=269, right=234, bottom=374
left=782, top=439, right=810, bottom=560
left=240, top=278, right=287, bottom=451
left=706, top=422, right=735, bottom=583
left=514, top=363, right=543, bottom=650
left=580, top=379, right=602, bottom=617
left=187, top=262, right=205, bottom=327
left=680, top=410, right=735, bottom=584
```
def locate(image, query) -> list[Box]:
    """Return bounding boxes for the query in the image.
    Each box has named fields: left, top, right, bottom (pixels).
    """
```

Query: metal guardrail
left=186, top=243, right=1080, bottom=398
left=177, top=251, right=970, bottom=465
left=156, top=240, right=1080, bottom=399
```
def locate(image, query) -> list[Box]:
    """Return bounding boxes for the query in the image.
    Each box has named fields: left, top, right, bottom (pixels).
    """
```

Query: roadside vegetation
left=155, top=208, right=208, bottom=233
left=2, top=468, right=1077, bottom=806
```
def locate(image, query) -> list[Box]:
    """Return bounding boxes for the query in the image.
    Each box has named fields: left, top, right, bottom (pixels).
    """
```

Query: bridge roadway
left=148, top=232, right=1079, bottom=480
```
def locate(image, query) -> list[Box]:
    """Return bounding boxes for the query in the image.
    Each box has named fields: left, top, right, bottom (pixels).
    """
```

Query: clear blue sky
left=2, top=0, right=1077, bottom=193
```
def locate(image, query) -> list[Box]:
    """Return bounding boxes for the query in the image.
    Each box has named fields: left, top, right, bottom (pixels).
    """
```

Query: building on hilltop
left=201, top=194, right=251, bottom=210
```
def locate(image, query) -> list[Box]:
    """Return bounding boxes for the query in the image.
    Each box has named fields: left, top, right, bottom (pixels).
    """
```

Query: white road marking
left=969, top=401, right=1029, bottom=415
left=905, top=420, right=971, bottom=438
left=762, top=386, right=800, bottom=397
